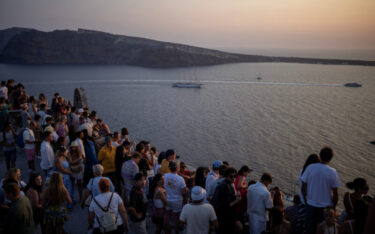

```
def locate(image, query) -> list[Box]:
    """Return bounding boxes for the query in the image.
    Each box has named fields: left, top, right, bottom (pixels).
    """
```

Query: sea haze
left=0, top=62, right=374, bottom=198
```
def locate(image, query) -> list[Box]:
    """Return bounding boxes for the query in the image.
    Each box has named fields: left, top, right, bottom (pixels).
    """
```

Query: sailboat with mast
left=173, top=71, right=202, bottom=88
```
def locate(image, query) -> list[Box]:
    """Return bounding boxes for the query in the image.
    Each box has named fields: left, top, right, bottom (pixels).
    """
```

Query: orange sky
left=1, top=0, right=374, bottom=49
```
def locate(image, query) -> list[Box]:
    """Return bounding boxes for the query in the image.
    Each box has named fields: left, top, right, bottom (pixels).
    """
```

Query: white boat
left=173, top=83, right=201, bottom=88
left=173, top=71, right=202, bottom=88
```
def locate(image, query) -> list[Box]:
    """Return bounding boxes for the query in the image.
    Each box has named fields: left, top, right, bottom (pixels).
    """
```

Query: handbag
left=71, top=164, right=83, bottom=173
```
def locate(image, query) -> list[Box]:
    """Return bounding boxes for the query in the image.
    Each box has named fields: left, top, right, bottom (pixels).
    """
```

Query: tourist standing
left=179, top=186, right=218, bottom=234
left=98, top=136, right=117, bottom=185
left=2, top=122, right=17, bottom=170
left=68, top=141, right=84, bottom=201
left=3, top=183, right=35, bottom=234
left=88, top=178, right=129, bottom=234
left=40, top=131, right=55, bottom=176
left=122, top=153, right=141, bottom=204
left=82, top=129, right=98, bottom=187
left=160, top=149, right=176, bottom=174
left=207, top=165, right=227, bottom=201
left=301, top=147, right=341, bottom=234
left=247, top=173, right=274, bottom=234
left=25, top=173, right=44, bottom=232
left=212, top=167, right=241, bottom=234
left=42, top=172, right=72, bottom=234
left=164, top=161, right=188, bottom=234
left=150, top=173, right=168, bottom=234
left=128, top=173, right=148, bottom=234
left=54, top=146, right=74, bottom=208
left=115, top=140, right=132, bottom=193
left=298, top=154, right=320, bottom=204
left=23, top=121, right=36, bottom=172
left=205, top=160, right=223, bottom=191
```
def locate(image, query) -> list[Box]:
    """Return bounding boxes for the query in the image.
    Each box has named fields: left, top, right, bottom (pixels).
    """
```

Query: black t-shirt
left=129, top=187, right=148, bottom=222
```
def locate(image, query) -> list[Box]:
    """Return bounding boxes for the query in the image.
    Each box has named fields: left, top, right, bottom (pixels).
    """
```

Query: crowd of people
left=0, top=79, right=374, bottom=234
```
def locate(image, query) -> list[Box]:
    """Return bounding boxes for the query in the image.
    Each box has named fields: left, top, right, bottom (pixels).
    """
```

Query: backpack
left=16, top=129, right=26, bottom=148
left=93, top=193, right=118, bottom=233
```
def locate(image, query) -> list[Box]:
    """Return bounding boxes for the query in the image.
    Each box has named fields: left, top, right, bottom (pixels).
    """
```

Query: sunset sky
left=1, top=0, right=374, bottom=50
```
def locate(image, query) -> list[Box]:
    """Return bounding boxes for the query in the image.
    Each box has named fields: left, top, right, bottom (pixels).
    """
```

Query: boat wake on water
left=23, top=79, right=353, bottom=87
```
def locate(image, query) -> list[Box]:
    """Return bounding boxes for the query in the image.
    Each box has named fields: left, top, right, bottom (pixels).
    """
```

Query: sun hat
left=191, top=186, right=206, bottom=201
left=70, top=141, right=79, bottom=147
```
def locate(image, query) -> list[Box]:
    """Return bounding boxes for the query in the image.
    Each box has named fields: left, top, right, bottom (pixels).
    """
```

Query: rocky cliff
left=0, top=28, right=374, bottom=68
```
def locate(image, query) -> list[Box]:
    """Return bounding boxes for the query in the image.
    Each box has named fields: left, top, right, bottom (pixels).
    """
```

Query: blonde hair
left=45, top=172, right=68, bottom=206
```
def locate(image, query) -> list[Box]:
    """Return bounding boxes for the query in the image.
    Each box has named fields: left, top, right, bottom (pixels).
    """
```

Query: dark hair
left=165, top=149, right=175, bottom=158
left=195, top=167, right=209, bottom=188
left=4, top=183, right=20, bottom=197
left=260, top=173, right=272, bottom=183
left=54, top=93, right=59, bottom=97
left=134, top=172, right=145, bottom=181
left=34, top=114, right=41, bottom=121
left=238, top=165, right=251, bottom=175
left=151, top=147, right=157, bottom=153
left=121, top=128, right=128, bottom=135
left=149, top=173, right=163, bottom=199
left=301, top=154, right=320, bottom=175
left=135, top=143, right=145, bottom=153
left=24, top=172, right=42, bottom=194
left=96, top=118, right=102, bottom=123
left=293, top=194, right=301, bottom=204
left=132, top=152, right=142, bottom=159
left=223, top=161, right=229, bottom=166
left=319, top=147, right=334, bottom=162
left=113, top=132, right=119, bottom=138
left=269, top=207, right=285, bottom=226
left=248, top=180, right=256, bottom=187
left=346, top=178, right=367, bottom=191
left=218, top=165, right=228, bottom=176
left=43, top=131, right=52, bottom=139
left=224, top=167, right=237, bottom=178
left=158, top=152, right=166, bottom=164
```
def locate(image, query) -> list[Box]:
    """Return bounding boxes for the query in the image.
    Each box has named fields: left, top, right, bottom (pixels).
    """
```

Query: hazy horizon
left=1, top=0, right=374, bottom=50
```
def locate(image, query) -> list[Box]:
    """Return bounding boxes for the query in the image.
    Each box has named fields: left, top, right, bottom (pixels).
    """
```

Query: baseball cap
left=212, top=160, right=223, bottom=169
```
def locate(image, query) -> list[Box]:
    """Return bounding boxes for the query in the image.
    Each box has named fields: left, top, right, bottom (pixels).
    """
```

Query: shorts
left=166, top=200, right=183, bottom=213
left=163, top=209, right=181, bottom=228
left=25, top=148, right=36, bottom=161
left=4, top=149, right=17, bottom=163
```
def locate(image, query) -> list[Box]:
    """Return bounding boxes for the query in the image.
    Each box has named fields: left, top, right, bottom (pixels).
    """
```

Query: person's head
left=76, top=130, right=83, bottom=139
left=323, top=207, right=336, bottom=225
left=105, top=135, right=112, bottom=147
left=151, top=147, right=157, bottom=156
left=195, top=167, right=209, bottom=187
left=40, top=103, right=47, bottom=111
left=113, top=132, right=120, bottom=142
left=121, top=127, right=129, bottom=136
left=5, top=122, right=12, bottom=131
left=319, top=147, right=334, bottom=163
left=346, top=178, right=369, bottom=195
left=1, top=80, right=5, bottom=87
left=122, top=140, right=131, bottom=151
left=43, top=131, right=53, bottom=142
left=212, top=160, right=223, bottom=172
left=143, top=141, right=151, bottom=152
left=166, top=149, right=176, bottom=161
left=4, top=183, right=20, bottom=201
left=39, top=93, right=45, bottom=100
left=57, top=136, right=66, bottom=147
left=26, top=172, right=43, bottom=193
left=135, top=142, right=145, bottom=153
left=93, top=164, right=104, bottom=177
left=224, top=167, right=237, bottom=183
left=134, top=173, right=146, bottom=189
left=99, top=178, right=111, bottom=193
left=96, top=118, right=102, bottom=125
left=45, top=116, right=53, bottom=125
left=54, top=93, right=60, bottom=98
left=301, top=154, right=320, bottom=175
left=149, top=173, right=164, bottom=199
left=34, top=114, right=41, bottom=123
left=47, top=172, right=67, bottom=205
left=238, top=165, right=252, bottom=177
left=169, top=161, right=180, bottom=173
left=70, top=141, right=80, bottom=153
left=5, top=168, right=21, bottom=182
left=218, top=164, right=228, bottom=177
left=191, top=186, right=206, bottom=203
left=260, top=173, right=273, bottom=187
left=248, top=180, right=256, bottom=187
left=28, top=121, right=35, bottom=130
left=132, top=152, right=142, bottom=164
left=55, top=146, right=67, bottom=161
left=180, top=162, right=187, bottom=172
left=223, top=161, right=229, bottom=166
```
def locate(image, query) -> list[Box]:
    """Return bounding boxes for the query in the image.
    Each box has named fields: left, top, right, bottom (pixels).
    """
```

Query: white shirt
left=0, top=86, right=7, bottom=99
left=23, top=128, right=35, bottom=149
left=40, top=140, right=55, bottom=170
left=180, top=203, right=217, bottom=234
left=205, top=171, right=219, bottom=192
left=247, top=182, right=273, bottom=222
left=164, top=173, right=186, bottom=202
left=52, top=131, right=59, bottom=142
left=78, top=122, right=93, bottom=137
left=70, top=113, right=80, bottom=131
left=112, top=141, right=120, bottom=147
left=89, top=192, right=124, bottom=228
left=87, top=176, right=115, bottom=197
left=73, top=138, right=86, bottom=159
left=301, top=163, right=341, bottom=207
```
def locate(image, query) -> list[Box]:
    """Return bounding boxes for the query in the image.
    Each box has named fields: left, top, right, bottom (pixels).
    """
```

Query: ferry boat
left=172, top=83, right=201, bottom=88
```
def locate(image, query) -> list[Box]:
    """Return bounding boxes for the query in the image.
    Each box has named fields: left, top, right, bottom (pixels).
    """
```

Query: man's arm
left=301, top=182, right=307, bottom=204
left=332, top=187, right=338, bottom=209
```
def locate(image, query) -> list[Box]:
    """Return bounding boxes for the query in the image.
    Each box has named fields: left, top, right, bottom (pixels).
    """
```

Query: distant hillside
left=0, top=28, right=374, bottom=68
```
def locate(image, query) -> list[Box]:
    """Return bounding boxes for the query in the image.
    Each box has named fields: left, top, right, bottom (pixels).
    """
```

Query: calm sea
left=1, top=55, right=374, bottom=198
